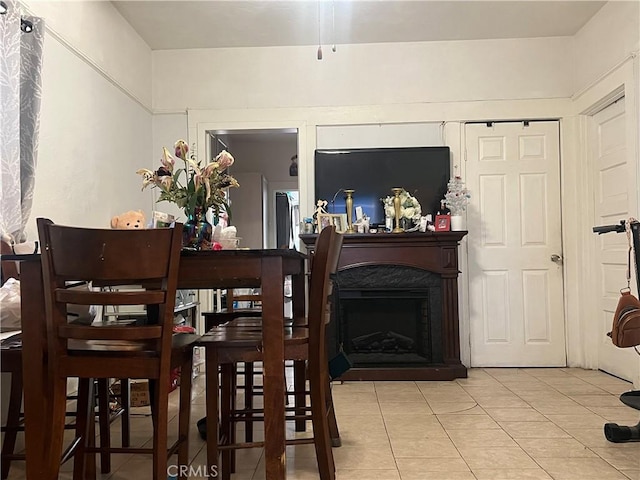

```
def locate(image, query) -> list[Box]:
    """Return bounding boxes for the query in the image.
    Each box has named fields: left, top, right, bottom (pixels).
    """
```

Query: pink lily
left=215, top=150, right=234, bottom=169
left=161, top=147, right=175, bottom=172
left=174, top=140, right=189, bottom=160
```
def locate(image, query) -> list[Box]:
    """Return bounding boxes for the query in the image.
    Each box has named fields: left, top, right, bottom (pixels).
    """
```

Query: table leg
left=21, top=260, right=48, bottom=479
left=205, top=347, right=219, bottom=476
left=291, top=268, right=307, bottom=431
left=261, top=257, right=286, bottom=480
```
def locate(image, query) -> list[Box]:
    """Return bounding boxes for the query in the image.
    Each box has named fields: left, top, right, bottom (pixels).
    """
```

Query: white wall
left=18, top=1, right=154, bottom=240
left=23, top=0, right=152, bottom=108
left=154, top=36, right=571, bottom=111
left=571, top=1, right=640, bottom=95
left=24, top=29, right=153, bottom=241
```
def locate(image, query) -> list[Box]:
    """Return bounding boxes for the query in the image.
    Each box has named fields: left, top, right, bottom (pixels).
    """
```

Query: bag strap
left=626, top=218, right=640, bottom=356
left=625, top=220, right=634, bottom=290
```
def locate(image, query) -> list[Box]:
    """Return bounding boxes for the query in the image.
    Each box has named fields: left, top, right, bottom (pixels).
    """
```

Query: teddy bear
left=110, top=210, right=146, bottom=229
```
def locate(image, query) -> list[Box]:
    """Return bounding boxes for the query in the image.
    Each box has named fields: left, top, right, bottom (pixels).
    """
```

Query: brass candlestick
left=344, top=189, right=355, bottom=233
left=391, top=188, right=404, bottom=233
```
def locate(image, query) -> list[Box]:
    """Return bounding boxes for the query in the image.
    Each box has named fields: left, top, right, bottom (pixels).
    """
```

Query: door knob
left=550, top=254, right=563, bottom=264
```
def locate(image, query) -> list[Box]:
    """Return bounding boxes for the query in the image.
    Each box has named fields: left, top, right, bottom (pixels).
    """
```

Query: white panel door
left=591, top=99, right=639, bottom=382
left=466, top=121, right=566, bottom=366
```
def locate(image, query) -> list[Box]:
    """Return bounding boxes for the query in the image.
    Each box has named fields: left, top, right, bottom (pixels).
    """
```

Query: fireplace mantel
left=300, top=231, right=468, bottom=381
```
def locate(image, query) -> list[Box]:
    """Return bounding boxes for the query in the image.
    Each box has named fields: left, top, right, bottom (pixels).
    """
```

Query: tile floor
left=4, top=367, right=640, bottom=479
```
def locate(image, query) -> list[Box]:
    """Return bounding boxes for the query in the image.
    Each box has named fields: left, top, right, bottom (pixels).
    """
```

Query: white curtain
left=0, top=0, right=44, bottom=243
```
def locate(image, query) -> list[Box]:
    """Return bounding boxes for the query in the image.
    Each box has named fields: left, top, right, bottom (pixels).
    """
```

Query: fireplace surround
left=301, top=231, right=467, bottom=381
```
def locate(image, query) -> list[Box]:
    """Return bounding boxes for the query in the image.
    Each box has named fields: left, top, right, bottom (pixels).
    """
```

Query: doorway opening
left=205, top=129, right=299, bottom=249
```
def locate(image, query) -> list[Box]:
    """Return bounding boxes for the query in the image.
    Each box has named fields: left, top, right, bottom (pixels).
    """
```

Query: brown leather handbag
left=609, top=289, right=640, bottom=348
left=608, top=221, right=640, bottom=349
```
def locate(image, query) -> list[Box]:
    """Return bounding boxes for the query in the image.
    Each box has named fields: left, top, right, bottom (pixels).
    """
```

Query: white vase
left=450, top=215, right=465, bottom=231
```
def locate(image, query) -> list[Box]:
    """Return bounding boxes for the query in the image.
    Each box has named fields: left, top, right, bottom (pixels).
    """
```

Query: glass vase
left=182, top=207, right=213, bottom=250
left=400, top=218, right=413, bottom=231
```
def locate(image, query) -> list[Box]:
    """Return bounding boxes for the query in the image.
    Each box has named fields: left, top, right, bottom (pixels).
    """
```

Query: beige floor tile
left=376, top=391, right=429, bottom=403
left=331, top=381, right=376, bottom=393
left=484, top=407, right=547, bottom=422
left=446, top=428, right=519, bottom=448
left=535, top=457, right=629, bottom=479
left=399, top=471, right=477, bottom=480
left=333, top=416, right=391, bottom=447
left=515, top=438, right=597, bottom=458
left=457, top=446, right=538, bottom=470
left=437, top=413, right=501, bottom=430
left=427, top=402, right=483, bottom=415
left=421, top=391, right=475, bottom=403
left=473, top=396, right=530, bottom=408
left=462, top=386, right=513, bottom=396
left=395, top=457, right=471, bottom=473
left=552, top=384, right=609, bottom=395
left=416, top=381, right=470, bottom=391
left=374, top=381, right=420, bottom=392
left=335, top=469, right=401, bottom=480
left=384, top=414, right=448, bottom=439
left=333, top=400, right=382, bottom=416
left=591, top=446, right=640, bottom=470
left=16, top=367, right=636, bottom=480
left=544, top=413, right=607, bottom=429
left=379, top=401, right=433, bottom=415
left=332, top=445, right=397, bottom=470
left=331, top=391, right=379, bottom=405
left=498, top=421, right=571, bottom=439
left=528, top=403, right=593, bottom=415
left=621, top=469, right=640, bottom=480
left=389, top=437, right=461, bottom=458
left=570, top=394, right=625, bottom=407
left=472, top=468, right=553, bottom=479
left=586, top=406, right=640, bottom=423
left=562, top=427, right=623, bottom=448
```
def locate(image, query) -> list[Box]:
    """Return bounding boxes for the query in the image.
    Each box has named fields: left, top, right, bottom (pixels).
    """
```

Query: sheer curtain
left=0, top=0, right=44, bottom=243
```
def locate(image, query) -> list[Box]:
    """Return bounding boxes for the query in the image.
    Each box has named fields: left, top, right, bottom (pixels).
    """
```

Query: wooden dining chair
left=36, top=218, right=196, bottom=480
left=196, top=226, right=343, bottom=480
left=0, top=240, right=131, bottom=479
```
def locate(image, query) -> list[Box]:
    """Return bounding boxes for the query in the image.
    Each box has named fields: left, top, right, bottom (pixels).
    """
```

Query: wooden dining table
left=15, top=248, right=307, bottom=480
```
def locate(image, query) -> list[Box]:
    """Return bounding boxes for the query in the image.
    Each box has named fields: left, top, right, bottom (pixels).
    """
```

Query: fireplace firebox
left=301, top=231, right=467, bottom=381
left=336, top=265, right=443, bottom=368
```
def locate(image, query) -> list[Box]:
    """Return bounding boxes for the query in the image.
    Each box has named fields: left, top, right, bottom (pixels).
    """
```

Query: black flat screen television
left=314, top=147, right=451, bottom=225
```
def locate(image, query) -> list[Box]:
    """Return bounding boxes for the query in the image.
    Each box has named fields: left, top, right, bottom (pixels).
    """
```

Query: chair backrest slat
left=45, top=225, right=175, bottom=282
left=56, top=289, right=166, bottom=306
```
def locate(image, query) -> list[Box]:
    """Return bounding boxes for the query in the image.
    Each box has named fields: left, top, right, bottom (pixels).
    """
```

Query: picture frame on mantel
left=317, top=213, right=333, bottom=232
left=434, top=215, right=450, bottom=232
left=317, top=213, right=347, bottom=233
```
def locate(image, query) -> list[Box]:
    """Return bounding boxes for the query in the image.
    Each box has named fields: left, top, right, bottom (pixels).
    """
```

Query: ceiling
left=113, top=1, right=607, bottom=51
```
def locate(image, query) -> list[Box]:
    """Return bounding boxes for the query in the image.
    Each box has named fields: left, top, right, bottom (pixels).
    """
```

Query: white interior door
left=590, top=98, right=639, bottom=382
left=466, top=121, right=566, bottom=366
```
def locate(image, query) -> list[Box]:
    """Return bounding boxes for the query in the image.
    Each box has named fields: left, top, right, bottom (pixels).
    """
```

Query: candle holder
left=344, top=189, right=355, bottom=233
left=391, top=188, right=404, bottom=233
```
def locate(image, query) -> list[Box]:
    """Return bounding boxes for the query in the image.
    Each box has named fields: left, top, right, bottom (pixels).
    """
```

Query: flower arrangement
left=137, top=140, right=239, bottom=220
left=443, top=176, right=471, bottom=215
left=381, top=189, right=422, bottom=223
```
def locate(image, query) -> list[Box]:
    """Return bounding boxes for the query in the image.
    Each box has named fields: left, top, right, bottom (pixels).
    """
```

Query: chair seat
left=66, top=333, right=200, bottom=356
left=199, top=326, right=309, bottom=347
left=222, top=316, right=302, bottom=329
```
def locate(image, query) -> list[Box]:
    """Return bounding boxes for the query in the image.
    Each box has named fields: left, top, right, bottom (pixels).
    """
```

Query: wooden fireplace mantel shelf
left=300, top=231, right=468, bottom=381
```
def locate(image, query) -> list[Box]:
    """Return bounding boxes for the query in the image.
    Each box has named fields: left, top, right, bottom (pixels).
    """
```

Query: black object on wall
left=314, top=147, right=451, bottom=224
